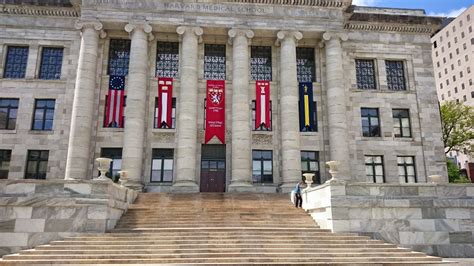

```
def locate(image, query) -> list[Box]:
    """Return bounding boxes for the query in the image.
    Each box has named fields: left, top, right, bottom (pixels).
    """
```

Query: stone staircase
left=1, top=193, right=445, bottom=264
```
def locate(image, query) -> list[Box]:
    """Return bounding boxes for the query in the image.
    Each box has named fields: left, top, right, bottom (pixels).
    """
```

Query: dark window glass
left=386, top=61, right=406, bottom=91
left=251, top=100, right=272, bottom=131
left=25, top=150, right=49, bottom=179
left=151, top=149, right=174, bottom=182
left=365, top=155, right=384, bottom=183
left=154, top=97, right=176, bottom=129
left=4, top=46, right=28, bottom=79
left=251, top=46, right=272, bottom=81
left=156, top=42, right=179, bottom=78
left=0, top=150, right=11, bottom=179
left=39, top=47, right=63, bottom=80
left=301, top=151, right=320, bottom=184
left=398, top=156, right=416, bottom=183
left=100, top=148, right=122, bottom=182
left=32, top=99, right=55, bottom=131
left=252, top=150, right=273, bottom=183
left=361, top=108, right=380, bottom=137
left=297, top=47, right=315, bottom=82
left=356, top=59, right=376, bottom=90
left=108, top=39, right=131, bottom=76
left=393, top=109, right=411, bottom=138
left=204, top=44, right=226, bottom=80
left=0, top=98, right=19, bottom=130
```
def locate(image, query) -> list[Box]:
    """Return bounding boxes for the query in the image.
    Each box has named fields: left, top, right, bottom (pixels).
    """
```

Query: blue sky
left=353, top=0, right=472, bottom=17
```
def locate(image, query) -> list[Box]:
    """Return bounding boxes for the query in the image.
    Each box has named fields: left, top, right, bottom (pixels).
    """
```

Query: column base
left=228, top=181, right=256, bottom=192
left=171, top=181, right=199, bottom=193
left=279, top=182, right=300, bottom=193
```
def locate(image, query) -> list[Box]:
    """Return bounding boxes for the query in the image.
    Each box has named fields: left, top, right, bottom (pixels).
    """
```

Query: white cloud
left=428, top=7, right=467, bottom=17
left=352, top=0, right=379, bottom=6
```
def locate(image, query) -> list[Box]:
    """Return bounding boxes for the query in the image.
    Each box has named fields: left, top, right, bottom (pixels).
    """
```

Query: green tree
left=440, top=101, right=474, bottom=155
left=447, top=160, right=460, bottom=183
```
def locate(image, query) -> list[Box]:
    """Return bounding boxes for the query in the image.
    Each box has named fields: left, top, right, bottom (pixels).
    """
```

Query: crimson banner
left=255, top=81, right=271, bottom=130
left=205, top=80, right=226, bottom=144
left=157, top=77, right=173, bottom=129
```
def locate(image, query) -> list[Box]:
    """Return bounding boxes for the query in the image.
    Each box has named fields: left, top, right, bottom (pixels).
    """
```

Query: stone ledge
left=0, top=179, right=137, bottom=256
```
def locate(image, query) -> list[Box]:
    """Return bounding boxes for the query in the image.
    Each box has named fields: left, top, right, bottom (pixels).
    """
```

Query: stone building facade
left=0, top=0, right=447, bottom=193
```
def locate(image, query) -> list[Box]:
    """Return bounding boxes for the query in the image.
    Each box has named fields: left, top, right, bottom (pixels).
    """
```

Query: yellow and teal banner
left=299, top=82, right=315, bottom=131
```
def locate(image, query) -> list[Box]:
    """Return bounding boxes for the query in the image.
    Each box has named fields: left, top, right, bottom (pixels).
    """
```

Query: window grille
left=251, top=46, right=272, bottom=81
left=297, top=47, right=316, bottom=82
left=4, top=46, right=28, bottom=79
left=204, top=44, right=226, bottom=80
left=25, top=150, right=49, bottom=179
left=356, top=59, right=376, bottom=90
left=39, top=47, right=63, bottom=80
left=108, top=39, right=131, bottom=76
left=386, top=61, right=406, bottom=91
left=156, top=42, right=179, bottom=78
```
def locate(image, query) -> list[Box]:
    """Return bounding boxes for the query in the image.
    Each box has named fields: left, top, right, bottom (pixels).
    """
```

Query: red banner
left=255, top=81, right=271, bottom=129
left=205, top=80, right=226, bottom=144
left=157, top=77, right=173, bottom=129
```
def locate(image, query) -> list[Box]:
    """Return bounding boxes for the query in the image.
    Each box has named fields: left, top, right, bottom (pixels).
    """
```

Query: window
left=4, top=46, right=28, bottom=79
left=442, top=47, right=445, bottom=53
left=448, top=91, right=451, bottom=97
left=386, top=61, right=406, bottom=91
left=466, top=55, right=469, bottom=62
left=154, top=97, right=176, bottom=129
left=462, top=83, right=465, bottom=90
left=454, top=37, right=458, bottom=43
left=453, top=75, right=456, bottom=82
left=452, top=26, right=456, bottom=32
left=365, top=155, right=384, bottom=183
left=299, top=101, right=317, bottom=132
left=398, top=156, right=416, bottom=183
left=446, top=79, right=449, bottom=85
left=25, top=150, right=49, bottom=179
left=151, top=149, right=173, bottom=182
left=0, top=98, right=19, bottom=130
left=0, top=150, right=11, bottom=179
left=440, top=83, right=443, bottom=89
left=464, top=95, right=467, bottom=102
left=435, top=51, right=438, bottom=57
left=437, top=62, right=440, bottom=67
left=361, top=108, right=380, bottom=137
left=451, top=64, right=454, bottom=71
left=455, top=87, right=458, bottom=93
left=251, top=46, right=272, bottom=81
left=252, top=150, right=273, bottom=183
left=448, top=42, right=451, bottom=48
left=471, top=92, right=474, bottom=98
left=296, top=47, right=315, bottom=82
left=108, top=39, right=131, bottom=76
left=460, top=71, right=464, bottom=78
left=449, top=53, right=453, bottom=59
left=39, top=47, right=63, bottom=80
left=393, top=109, right=411, bottom=138
left=458, top=59, right=462, bottom=66
left=301, top=151, right=320, bottom=184
left=461, top=32, right=465, bottom=38
left=464, top=43, right=467, bottom=50
left=204, top=44, right=226, bottom=80
left=32, top=99, right=55, bottom=130
left=156, top=42, right=179, bottom=78
left=468, top=67, right=471, bottom=74
left=438, top=72, right=441, bottom=78
left=443, top=57, right=446, bottom=63
left=433, top=41, right=437, bottom=48
left=100, top=148, right=122, bottom=181
left=456, top=48, right=459, bottom=55
left=441, top=94, right=445, bottom=100
left=356, top=59, right=376, bottom=90
left=252, top=100, right=272, bottom=131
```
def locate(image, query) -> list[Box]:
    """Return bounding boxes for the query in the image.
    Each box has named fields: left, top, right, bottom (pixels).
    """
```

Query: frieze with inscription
left=84, top=0, right=339, bottom=19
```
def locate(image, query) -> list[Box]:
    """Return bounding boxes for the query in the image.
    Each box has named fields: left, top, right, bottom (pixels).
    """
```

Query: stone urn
left=302, top=173, right=315, bottom=190
left=95, top=157, right=112, bottom=180
left=326, top=161, right=340, bottom=182
left=429, top=175, right=442, bottom=184
left=118, top=170, right=129, bottom=186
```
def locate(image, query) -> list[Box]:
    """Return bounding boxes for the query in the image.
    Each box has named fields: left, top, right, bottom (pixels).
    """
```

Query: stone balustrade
left=0, top=179, right=137, bottom=256
left=303, top=181, right=474, bottom=257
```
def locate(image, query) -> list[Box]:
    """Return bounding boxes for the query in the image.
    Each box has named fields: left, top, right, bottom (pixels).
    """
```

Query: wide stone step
left=49, top=239, right=384, bottom=245
left=0, top=256, right=443, bottom=264
left=21, top=247, right=413, bottom=254
left=62, top=235, right=365, bottom=241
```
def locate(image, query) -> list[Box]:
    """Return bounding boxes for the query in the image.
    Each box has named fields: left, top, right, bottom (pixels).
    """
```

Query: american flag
left=105, top=76, right=125, bottom=128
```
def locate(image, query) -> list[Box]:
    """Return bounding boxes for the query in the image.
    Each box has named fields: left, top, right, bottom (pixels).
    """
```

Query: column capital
left=276, top=30, right=303, bottom=46
left=227, top=28, right=254, bottom=45
left=125, top=21, right=154, bottom=41
left=75, top=20, right=106, bottom=38
left=176, top=26, right=203, bottom=43
left=322, top=31, right=349, bottom=42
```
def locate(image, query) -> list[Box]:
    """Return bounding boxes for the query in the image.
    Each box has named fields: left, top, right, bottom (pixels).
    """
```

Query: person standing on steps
left=293, top=181, right=303, bottom=208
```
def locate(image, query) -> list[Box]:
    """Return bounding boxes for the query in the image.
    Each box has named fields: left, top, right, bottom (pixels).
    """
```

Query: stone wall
left=0, top=180, right=137, bottom=256
left=304, top=181, right=474, bottom=257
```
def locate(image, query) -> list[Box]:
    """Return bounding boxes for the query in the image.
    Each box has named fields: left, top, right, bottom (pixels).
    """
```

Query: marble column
left=277, top=31, right=303, bottom=189
left=65, top=20, right=106, bottom=180
left=121, top=22, right=153, bottom=190
left=173, top=26, right=203, bottom=192
left=228, top=28, right=254, bottom=191
left=322, top=32, right=350, bottom=179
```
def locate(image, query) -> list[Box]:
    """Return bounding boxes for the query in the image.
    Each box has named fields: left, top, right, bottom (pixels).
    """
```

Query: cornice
left=344, top=22, right=438, bottom=34
left=0, top=4, right=79, bottom=18
left=224, top=0, right=351, bottom=8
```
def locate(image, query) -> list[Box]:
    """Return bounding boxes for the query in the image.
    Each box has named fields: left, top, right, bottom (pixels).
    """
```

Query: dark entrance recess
left=200, top=145, right=226, bottom=192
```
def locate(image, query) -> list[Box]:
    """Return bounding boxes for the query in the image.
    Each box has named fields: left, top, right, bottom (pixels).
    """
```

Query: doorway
left=200, top=145, right=226, bottom=192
